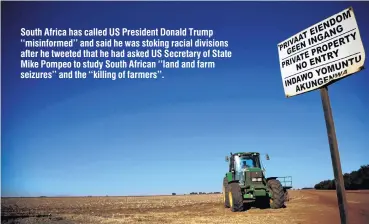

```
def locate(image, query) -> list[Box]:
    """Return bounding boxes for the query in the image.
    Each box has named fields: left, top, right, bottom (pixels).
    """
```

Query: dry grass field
left=2, top=190, right=369, bottom=224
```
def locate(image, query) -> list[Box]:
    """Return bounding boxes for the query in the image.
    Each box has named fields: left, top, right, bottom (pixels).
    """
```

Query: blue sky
left=1, top=1, right=369, bottom=197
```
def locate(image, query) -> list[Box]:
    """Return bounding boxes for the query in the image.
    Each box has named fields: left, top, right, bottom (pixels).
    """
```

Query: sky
left=1, top=1, right=369, bottom=197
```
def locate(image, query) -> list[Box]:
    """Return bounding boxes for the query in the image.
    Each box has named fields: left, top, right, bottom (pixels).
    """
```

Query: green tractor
left=222, top=152, right=292, bottom=212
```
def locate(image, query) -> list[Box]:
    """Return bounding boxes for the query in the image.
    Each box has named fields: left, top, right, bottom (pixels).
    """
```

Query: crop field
left=2, top=190, right=369, bottom=224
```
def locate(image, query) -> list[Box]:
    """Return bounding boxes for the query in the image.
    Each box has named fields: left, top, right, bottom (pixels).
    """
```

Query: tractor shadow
left=242, top=201, right=287, bottom=211
left=242, top=202, right=253, bottom=211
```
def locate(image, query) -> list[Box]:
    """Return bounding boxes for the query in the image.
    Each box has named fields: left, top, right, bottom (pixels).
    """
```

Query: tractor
left=223, top=152, right=292, bottom=212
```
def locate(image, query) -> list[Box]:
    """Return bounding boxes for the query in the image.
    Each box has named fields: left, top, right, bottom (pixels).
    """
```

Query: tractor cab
left=226, top=152, right=264, bottom=186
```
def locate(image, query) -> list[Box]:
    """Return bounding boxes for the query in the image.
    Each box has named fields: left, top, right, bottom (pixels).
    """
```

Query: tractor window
left=240, top=156, right=260, bottom=168
left=233, top=155, right=261, bottom=172
left=233, top=156, right=242, bottom=172
left=241, top=158, right=254, bottom=168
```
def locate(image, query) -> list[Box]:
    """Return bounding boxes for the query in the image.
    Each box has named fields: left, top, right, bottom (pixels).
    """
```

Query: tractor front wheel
left=223, top=177, right=230, bottom=208
left=228, top=182, right=244, bottom=212
left=267, top=179, right=285, bottom=209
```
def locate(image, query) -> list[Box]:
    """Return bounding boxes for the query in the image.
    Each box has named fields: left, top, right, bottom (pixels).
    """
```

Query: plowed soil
left=2, top=190, right=369, bottom=224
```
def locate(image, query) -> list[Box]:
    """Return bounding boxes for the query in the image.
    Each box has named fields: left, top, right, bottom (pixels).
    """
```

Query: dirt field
left=2, top=190, right=369, bottom=224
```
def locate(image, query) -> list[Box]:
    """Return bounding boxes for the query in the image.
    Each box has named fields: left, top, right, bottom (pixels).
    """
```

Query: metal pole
left=320, top=86, right=349, bottom=224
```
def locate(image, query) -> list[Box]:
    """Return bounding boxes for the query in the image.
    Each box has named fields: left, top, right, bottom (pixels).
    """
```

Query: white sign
left=277, top=7, right=365, bottom=97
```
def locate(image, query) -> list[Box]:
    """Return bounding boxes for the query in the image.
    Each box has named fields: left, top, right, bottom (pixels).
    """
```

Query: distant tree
left=314, top=165, right=369, bottom=190
left=172, top=193, right=176, bottom=196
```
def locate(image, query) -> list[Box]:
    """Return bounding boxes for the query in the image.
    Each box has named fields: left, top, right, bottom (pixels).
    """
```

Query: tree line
left=314, top=165, right=369, bottom=190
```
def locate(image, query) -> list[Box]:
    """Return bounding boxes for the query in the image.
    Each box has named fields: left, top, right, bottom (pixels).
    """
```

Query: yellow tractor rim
left=229, top=192, right=233, bottom=207
left=270, top=198, right=273, bottom=205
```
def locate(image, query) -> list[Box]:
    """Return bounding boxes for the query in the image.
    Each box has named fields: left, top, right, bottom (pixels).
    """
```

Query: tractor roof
left=233, top=152, right=260, bottom=155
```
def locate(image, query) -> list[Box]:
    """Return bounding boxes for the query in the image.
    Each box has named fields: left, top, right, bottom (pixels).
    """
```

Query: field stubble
left=2, top=190, right=366, bottom=224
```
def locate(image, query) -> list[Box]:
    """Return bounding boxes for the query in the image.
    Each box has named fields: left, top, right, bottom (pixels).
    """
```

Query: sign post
left=320, top=85, right=348, bottom=223
left=277, top=7, right=366, bottom=224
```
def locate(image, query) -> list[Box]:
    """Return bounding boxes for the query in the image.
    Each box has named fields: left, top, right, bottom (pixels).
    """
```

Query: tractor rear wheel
left=267, top=179, right=285, bottom=209
left=223, top=177, right=230, bottom=208
left=228, top=182, right=244, bottom=212
left=284, top=189, right=289, bottom=202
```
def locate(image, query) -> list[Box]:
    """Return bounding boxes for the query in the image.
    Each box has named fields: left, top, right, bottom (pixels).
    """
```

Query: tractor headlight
left=257, top=178, right=262, bottom=182
left=252, top=178, right=257, bottom=181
